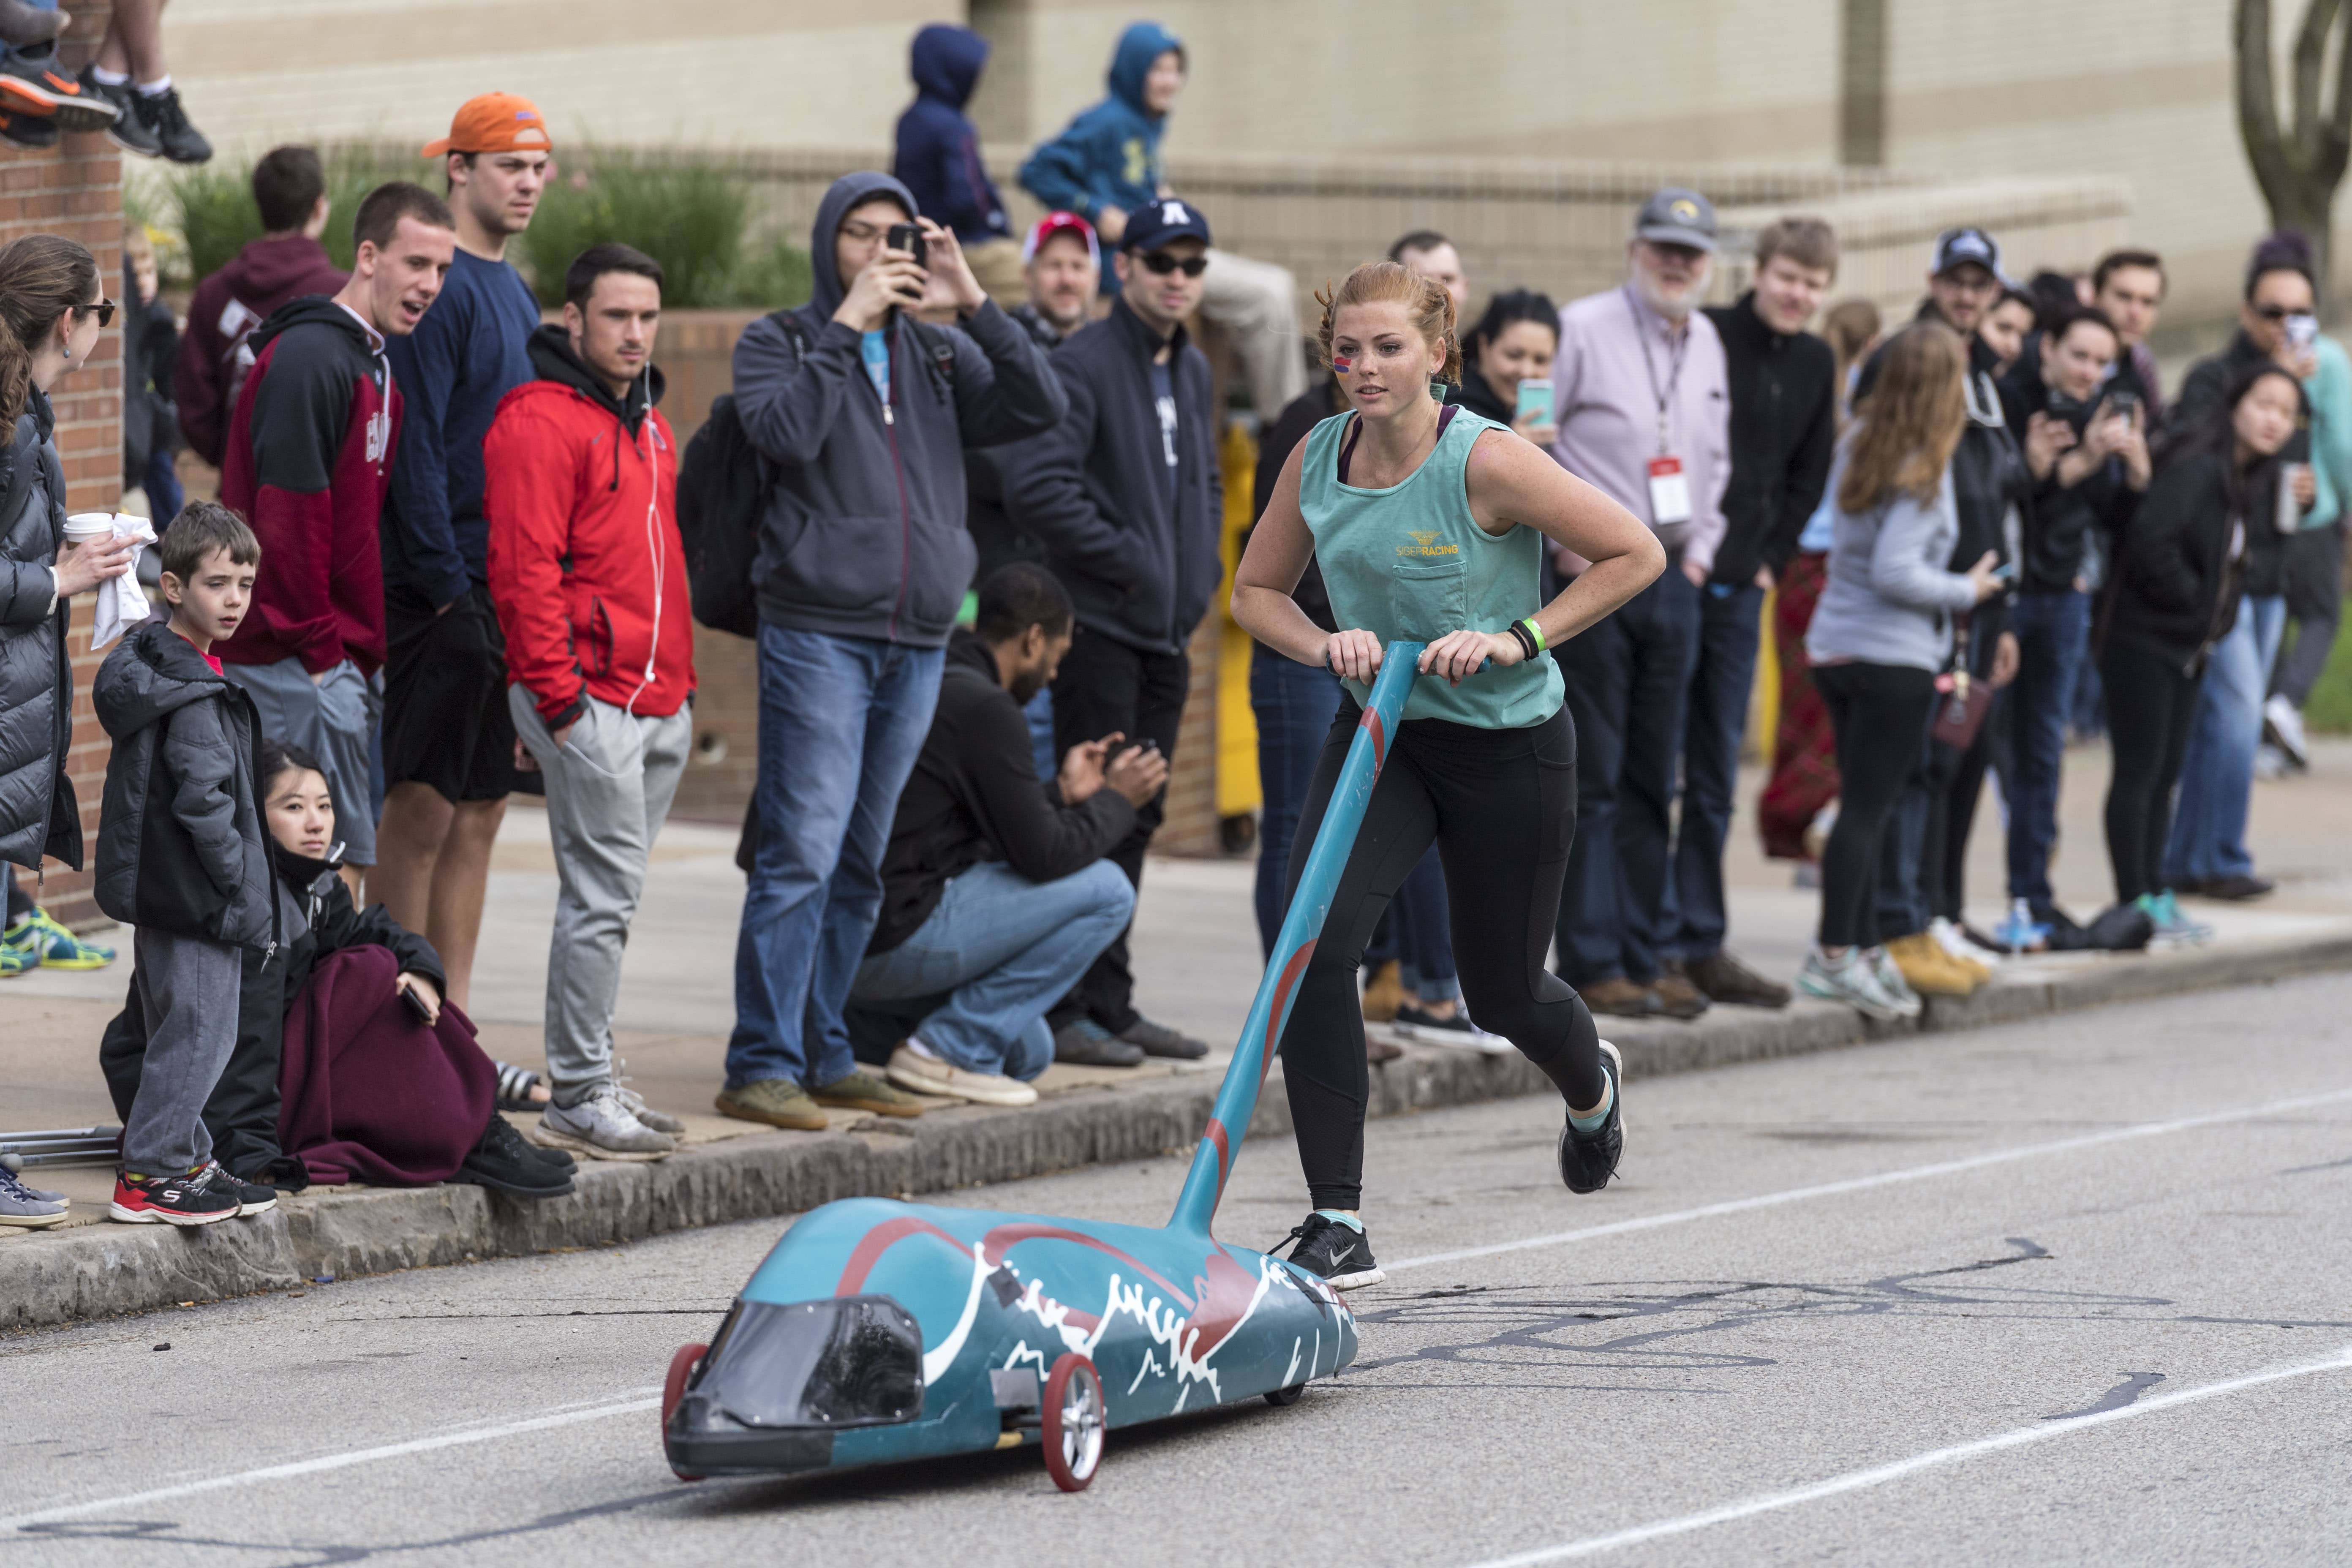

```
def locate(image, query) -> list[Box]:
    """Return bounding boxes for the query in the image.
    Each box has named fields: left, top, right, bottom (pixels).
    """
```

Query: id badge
left=1647, top=455, right=1693, bottom=526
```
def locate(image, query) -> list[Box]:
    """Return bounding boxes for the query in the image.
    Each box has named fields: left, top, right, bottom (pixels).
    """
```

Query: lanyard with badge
left=1624, top=287, right=1693, bottom=528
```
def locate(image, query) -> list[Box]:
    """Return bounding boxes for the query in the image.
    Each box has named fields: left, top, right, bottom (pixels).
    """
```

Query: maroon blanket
left=278, top=945, right=496, bottom=1185
left=1758, top=550, right=1840, bottom=862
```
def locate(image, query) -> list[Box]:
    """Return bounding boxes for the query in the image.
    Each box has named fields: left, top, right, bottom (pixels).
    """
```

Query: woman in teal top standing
left=1233, top=261, right=1662, bottom=1287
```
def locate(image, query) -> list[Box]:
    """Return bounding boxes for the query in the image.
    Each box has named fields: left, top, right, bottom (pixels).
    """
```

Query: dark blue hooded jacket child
left=727, top=172, right=1067, bottom=649
left=1018, top=22, right=1182, bottom=233
left=893, top=24, right=1009, bottom=248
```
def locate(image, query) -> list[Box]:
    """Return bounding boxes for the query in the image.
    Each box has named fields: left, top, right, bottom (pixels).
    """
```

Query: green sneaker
left=713, top=1078, right=828, bottom=1131
left=6, top=907, right=115, bottom=969
left=0, top=941, right=29, bottom=978
left=813, top=1068, right=926, bottom=1119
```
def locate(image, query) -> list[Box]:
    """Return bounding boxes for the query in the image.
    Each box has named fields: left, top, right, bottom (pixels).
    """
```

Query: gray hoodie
left=730, top=171, right=1068, bottom=646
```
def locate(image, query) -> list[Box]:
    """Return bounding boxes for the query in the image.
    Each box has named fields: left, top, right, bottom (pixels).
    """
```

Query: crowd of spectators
left=0, top=19, right=2345, bottom=1229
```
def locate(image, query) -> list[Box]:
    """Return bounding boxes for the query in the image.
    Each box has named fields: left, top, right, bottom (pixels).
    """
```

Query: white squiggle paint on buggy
left=920, top=1243, right=993, bottom=1386
left=1127, top=1351, right=1168, bottom=1395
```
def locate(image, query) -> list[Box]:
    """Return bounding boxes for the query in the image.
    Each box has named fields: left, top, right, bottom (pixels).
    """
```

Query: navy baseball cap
left=1634, top=188, right=1718, bottom=253
left=1122, top=196, right=1212, bottom=253
left=1932, top=226, right=2005, bottom=281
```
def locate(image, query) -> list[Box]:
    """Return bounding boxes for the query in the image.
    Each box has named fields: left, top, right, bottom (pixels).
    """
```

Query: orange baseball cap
left=421, top=93, right=552, bottom=158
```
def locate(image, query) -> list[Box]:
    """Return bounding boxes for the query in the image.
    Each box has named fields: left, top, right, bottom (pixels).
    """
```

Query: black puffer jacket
left=2104, top=444, right=2254, bottom=671
left=99, top=840, right=444, bottom=1182
left=0, top=390, right=79, bottom=872
left=93, top=617, right=275, bottom=947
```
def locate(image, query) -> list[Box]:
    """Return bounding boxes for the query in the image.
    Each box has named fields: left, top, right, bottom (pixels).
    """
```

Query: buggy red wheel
left=663, top=1342, right=708, bottom=1481
left=1040, top=1352, right=1105, bottom=1492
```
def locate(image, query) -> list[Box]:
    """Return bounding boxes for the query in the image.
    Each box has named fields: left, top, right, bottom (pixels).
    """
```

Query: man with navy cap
left=1545, top=187, right=1732, bottom=1021
left=1005, top=196, right=1223, bottom=1065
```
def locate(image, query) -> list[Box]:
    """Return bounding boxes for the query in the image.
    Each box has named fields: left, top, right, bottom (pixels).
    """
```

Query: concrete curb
left=8, top=928, right=2349, bottom=1331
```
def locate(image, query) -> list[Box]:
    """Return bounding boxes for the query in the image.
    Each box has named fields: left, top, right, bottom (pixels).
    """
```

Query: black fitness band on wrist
left=1505, top=620, right=1539, bottom=661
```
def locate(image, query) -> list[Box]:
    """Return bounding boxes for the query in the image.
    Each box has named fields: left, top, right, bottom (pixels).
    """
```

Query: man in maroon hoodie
left=174, top=145, right=347, bottom=470
left=217, top=182, right=456, bottom=892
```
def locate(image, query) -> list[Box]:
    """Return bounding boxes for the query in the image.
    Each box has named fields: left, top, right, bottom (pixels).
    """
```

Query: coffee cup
left=63, top=512, right=120, bottom=544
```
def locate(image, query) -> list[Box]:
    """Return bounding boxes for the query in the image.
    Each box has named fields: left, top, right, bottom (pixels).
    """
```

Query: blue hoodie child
left=893, top=24, right=1009, bottom=248
left=1017, top=22, right=1182, bottom=233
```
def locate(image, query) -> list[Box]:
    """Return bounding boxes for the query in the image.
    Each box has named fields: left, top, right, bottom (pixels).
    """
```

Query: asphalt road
left=10, top=971, right=2352, bottom=1566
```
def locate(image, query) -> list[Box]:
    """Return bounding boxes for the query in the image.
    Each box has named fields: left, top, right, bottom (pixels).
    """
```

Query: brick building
left=11, top=11, right=123, bottom=928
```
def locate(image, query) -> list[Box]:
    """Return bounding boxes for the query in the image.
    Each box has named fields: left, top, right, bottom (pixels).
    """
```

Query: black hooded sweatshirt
left=1702, top=292, right=1836, bottom=587
left=870, top=632, right=1136, bottom=953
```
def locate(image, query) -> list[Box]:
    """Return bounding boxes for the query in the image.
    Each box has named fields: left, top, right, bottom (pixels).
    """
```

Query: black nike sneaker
left=207, top=1163, right=278, bottom=1217
left=0, top=41, right=116, bottom=131
left=76, top=65, right=156, bottom=157
left=1557, top=1040, right=1624, bottom=1194
left=129, top=82, right=209, bottom=164
left=0, top=101, right=54, bottom=150
left=1274, top=1211, right=1385, bottom=1290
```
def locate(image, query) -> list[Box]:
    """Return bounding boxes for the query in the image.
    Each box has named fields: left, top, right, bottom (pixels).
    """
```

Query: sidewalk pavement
left=9, top=735, right=2352, bottom=1328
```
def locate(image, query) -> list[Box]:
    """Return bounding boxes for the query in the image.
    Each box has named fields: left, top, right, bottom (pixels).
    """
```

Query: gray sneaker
left=1797, top=946, right=1908, bottom=1023
left=1116, top=1015, right=1211, bottom=1059
left=532, top=1083, right=677, bottom=1161
left=1866, top=946, right=1924, bottom=1018
left=0, top=1164, right=68, bottom=1227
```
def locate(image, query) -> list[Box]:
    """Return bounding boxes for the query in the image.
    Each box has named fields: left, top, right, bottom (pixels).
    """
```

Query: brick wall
left=16, top=9, right=122, bottom=929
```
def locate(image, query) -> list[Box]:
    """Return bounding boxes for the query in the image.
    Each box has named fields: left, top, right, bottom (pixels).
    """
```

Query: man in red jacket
left=217, top=182, right=456, bottom=891
left=485, top=243, right=696, bottom=1161
left=174, top=145, right=347, bottom=469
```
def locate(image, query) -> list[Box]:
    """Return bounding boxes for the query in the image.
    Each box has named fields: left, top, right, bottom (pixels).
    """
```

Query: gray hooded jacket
left=93, top=616, right=275, bottom=949
left=730, top=171, right=1067, bottom=646
left=0, top=391, right=79, bottom=872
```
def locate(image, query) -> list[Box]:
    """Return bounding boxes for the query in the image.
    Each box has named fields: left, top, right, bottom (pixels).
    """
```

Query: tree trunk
left=2236, top=0, right=2352, bottom=310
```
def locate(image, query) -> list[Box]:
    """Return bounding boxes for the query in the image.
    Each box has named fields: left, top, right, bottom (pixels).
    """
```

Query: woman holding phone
left=1454, top=289, right=1560, bottom=448
left=1801, top=322, right=2004, bottom=1019
left=1233, top=260, right=1661, bottom=1288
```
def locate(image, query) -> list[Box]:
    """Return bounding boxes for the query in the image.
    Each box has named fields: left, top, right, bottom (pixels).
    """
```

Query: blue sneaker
left=4, top=906, right=115, bottom=969
left=1991, top=898, right=2049, bottom=954
left=2139, top=890, right=2212, bottom=946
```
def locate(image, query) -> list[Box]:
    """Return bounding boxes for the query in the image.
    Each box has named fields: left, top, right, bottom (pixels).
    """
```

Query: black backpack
left=678, top=311, right=961, bottom=639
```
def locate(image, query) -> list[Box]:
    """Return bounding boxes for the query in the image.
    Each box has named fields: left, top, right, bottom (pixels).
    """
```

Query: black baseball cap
left=1932, top=227, right=2005, bottom=281
left=1122, top=196, right=1212, bottom=253
left=1634, top=188, right=1718, bottom=253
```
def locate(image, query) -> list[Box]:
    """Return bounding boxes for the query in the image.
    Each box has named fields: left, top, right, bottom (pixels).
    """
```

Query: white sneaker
left=1797, top=946, right=1907, bottom=1022
left=611, top=1064, right=685, bottom=1135
left=1930, top=916, right=1997, bottom=966
left=885, top=1045, right=1038, bottom=1107
left=532, top=1083, right=677, bottom=1161
left=2265, top=694, right=2310, bottom=767
left=1866, top=946, right=1924, bottom=1018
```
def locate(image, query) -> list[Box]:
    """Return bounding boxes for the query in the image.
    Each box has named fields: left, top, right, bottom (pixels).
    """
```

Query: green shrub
left=2298, top=619, right=2352, bottom=732
left=729, top=234, right=814, bottom=310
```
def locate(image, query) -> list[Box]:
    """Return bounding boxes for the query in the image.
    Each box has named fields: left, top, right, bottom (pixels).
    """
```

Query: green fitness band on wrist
left=1521, top=618, right=1547, bottom=653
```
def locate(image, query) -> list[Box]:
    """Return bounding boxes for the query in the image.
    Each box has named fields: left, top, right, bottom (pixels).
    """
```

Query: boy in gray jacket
left=93, top=503, right=277, bottom=1225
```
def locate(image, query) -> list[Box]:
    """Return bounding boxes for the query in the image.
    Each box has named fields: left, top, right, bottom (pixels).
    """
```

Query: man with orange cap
left=371, top=93, right=563, bottom=1025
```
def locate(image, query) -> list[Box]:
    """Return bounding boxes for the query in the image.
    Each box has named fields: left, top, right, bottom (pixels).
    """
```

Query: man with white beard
left=1547, top=188, right=1732, bottom=1023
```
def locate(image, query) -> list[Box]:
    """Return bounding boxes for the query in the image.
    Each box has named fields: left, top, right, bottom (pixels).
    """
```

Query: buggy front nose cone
left=664, top=1295, right=924, bottom=1475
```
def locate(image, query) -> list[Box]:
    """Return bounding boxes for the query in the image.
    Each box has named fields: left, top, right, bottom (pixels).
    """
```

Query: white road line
left=1388, top=1084, right=2352, bottom=1274
left=0, top=1390, right=662, bottom=1535
left=1461, top=1342, right=2352, bottom=1565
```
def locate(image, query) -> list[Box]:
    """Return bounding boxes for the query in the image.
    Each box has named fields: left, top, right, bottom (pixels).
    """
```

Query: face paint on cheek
left=1331, top=356, right=1352, bottom=373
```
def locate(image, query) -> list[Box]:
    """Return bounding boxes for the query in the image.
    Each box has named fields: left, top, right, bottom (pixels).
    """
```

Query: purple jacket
left=1549, top=285, right=1731, bottom=575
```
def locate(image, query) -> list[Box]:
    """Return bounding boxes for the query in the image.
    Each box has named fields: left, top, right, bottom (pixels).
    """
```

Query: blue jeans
left=1250, top=645, right=1344, bottom=958
left=851, top=860, right=1132, bottom=1078
left=1023, top=686, right=1056, bottom=781
left=727, top=626, right=944, bottom=1090
left=2167, top=594, right=2287, bottom=885
left=1554, top=562, right=1700, bottom=985
left=1665, top=580, right=1763, bottom=961
left=2004, top=590, right=2090, bottom=906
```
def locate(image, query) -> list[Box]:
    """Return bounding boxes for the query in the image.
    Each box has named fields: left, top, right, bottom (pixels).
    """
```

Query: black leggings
left=2100, top=633, right=2203, bottom=903
left=1278, top=699, right=1601, bottom=1211
left=1816, top=661, right=1936, bottom=949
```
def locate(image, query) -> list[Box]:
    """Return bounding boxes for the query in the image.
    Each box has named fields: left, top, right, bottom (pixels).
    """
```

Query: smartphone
left=2287, top=313, right=2320, bottom=354
left=2104, top=387, right=2138, bottom=425
left=2044, top=387, right=2084, bottom=420
left=1514, top=380, right=1553, bottom=425
left=1991, top=560, right=2017, bottom=583
left=399, top=983, right=433, bottom=1025
left=885, top=222, right=927, bottom=270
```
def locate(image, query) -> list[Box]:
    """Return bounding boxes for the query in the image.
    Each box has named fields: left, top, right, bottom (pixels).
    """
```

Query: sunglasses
left=2252, top=304, right=2304, bottom=321
left=78, top=298, right=114, bottom=329
left=1138, top=252, right=1208, bottom=278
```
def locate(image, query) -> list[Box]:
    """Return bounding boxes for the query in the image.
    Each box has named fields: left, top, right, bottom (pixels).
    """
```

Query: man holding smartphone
left=721, top=171, right=1068, bottom=1133
left=1004, top=197, right=1223, bottom=1064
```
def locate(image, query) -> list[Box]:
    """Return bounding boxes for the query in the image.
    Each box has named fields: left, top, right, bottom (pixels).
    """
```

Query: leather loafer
left=1576, top=976, right=1663, bottom=1018
left=1650, top=966, right=1712, bottom=1020
left=1686, top=950, right=1793, bottom=1009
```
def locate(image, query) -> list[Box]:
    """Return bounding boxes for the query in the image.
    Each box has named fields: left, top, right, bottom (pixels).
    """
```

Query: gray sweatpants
left=123, top=927, right=242, bottom=1173
left=509, top=688, right=690, bottom=1107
